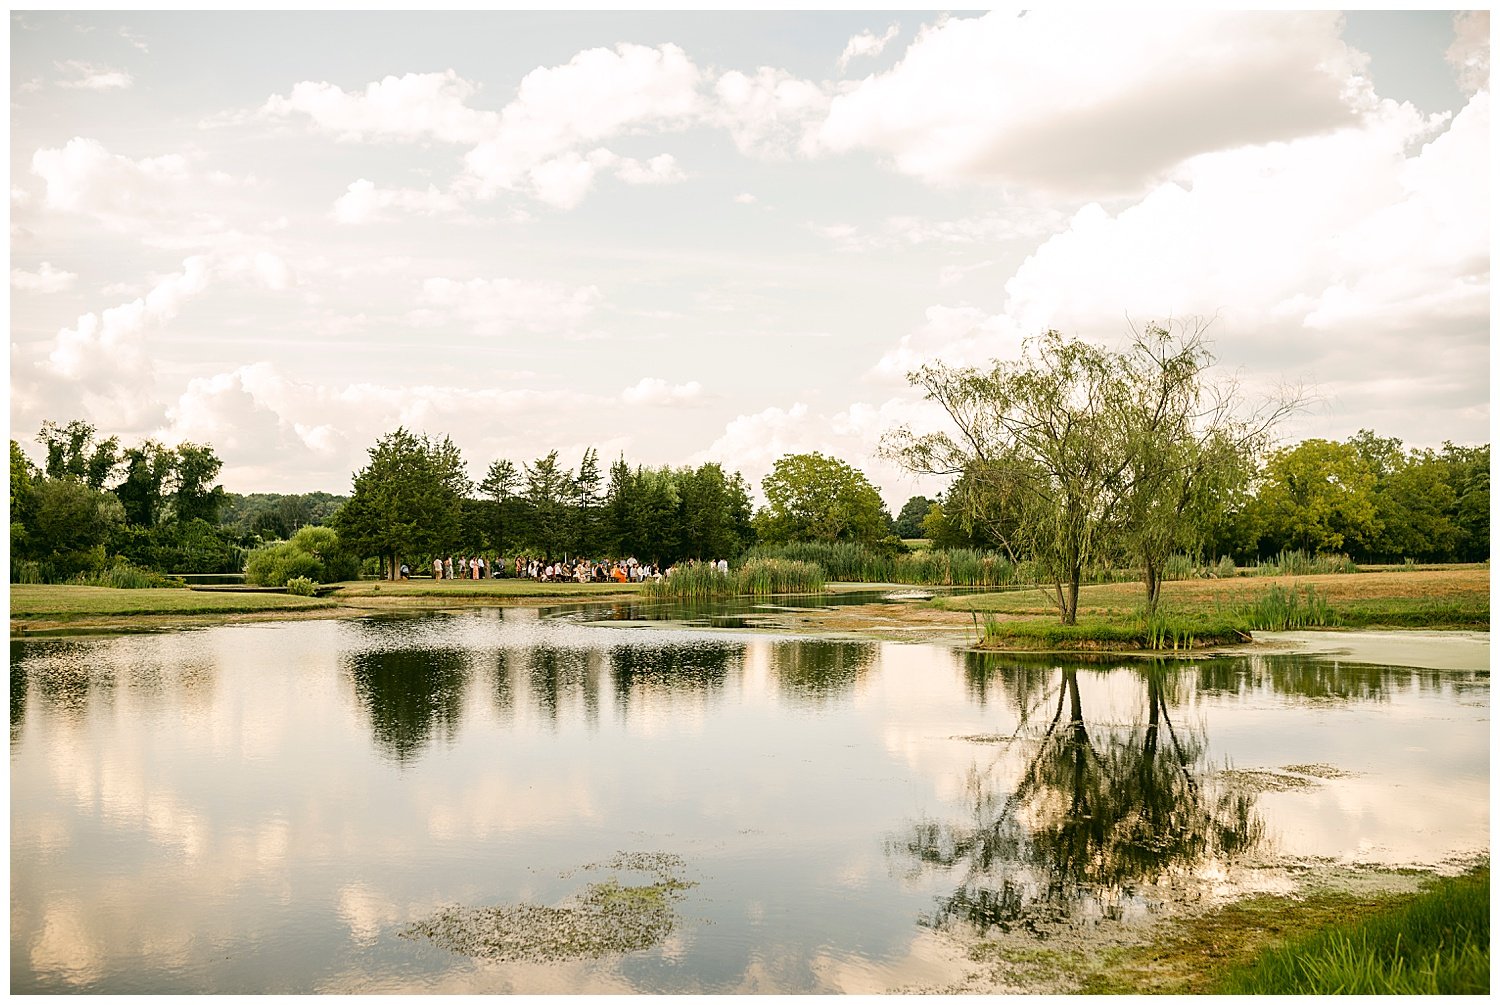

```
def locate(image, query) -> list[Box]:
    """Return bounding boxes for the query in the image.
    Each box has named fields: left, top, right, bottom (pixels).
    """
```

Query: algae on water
left=401, top=852, right=697, bottom=962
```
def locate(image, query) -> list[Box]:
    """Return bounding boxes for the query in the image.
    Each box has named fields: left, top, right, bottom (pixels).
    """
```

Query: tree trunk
left=1063, top=566, right=1082, bottom=625
left=1144, top=557, right=1161, bottom=615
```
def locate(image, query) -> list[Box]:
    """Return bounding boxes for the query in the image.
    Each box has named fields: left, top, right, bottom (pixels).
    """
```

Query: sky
left=7, top=10, right=1491, bottom=508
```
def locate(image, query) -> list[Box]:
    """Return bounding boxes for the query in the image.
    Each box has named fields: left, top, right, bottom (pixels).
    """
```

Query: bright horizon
left=8, top=10, right=1490, bottom=509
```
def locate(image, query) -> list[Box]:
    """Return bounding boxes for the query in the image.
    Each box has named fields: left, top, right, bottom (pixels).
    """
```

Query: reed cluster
left=742, top=542, right=1023, bottom=587
left=641, top=558, right=825, bottom=600
left=67, top=562, right=185, bottom=590
left=1254, top=549, right=1358, bottom=576
left=1236, top=584, right=1337, bottom=630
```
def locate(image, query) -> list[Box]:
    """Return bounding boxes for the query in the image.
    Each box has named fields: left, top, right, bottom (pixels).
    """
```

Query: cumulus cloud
left=414, top=276, right=601, bottom=336
left=712, top=67, right=829, bottom=159
left=261, top=70, right=499, bottom=144
left=55, top=60, right=133, bottom=90
left=874, top=89, right=1491, bottom=446
left=837, top=24, right=900, bottom=72
left=819, top=10, right=1371, bottom=197
left=155, top=362, right=617, bottom=492
left=331, top=178, right=463, bottom=223
left=31, top=137, right=188, bottom=223
left=463, top=43, right=702, bottom=203
left=621, top=377, right=705, bottom=406
left=11, top=261, right=77, bottom=293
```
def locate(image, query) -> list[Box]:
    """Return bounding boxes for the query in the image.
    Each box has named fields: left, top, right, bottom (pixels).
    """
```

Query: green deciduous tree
left=38, top=419, right=119, bottom=489
left=755, top=452, right=892, bottom=545
left=894, top=496, right=934, bottom=539
left=1245, top=439, right=1378, bottom=555
left=333, top=428, right=470, bottom=578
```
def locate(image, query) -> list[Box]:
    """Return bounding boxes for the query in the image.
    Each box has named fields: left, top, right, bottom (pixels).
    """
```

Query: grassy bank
left=1081, top=866, right=1489, bottom=994
left=10, top=584, right=341, bottom=635
left=934, top=567, right=1488, bottom=649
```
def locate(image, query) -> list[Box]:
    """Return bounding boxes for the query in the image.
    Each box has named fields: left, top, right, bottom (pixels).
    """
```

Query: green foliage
left=283, top=575, right=318, bottom=597
left=893, top=495, right=934, bottom=538
left=755, top=452, right=892, bottom=545
left=333, top=427, right=469, bottom=577
left=601, top=458, right=753, bottom=564
left=1217, top=868, right=1488, bottom=994
left=979, top=612, right=1244, bottom=650
left=244, top=525, right=356, bottom=586
left=220, top=491, right=346, bottom=542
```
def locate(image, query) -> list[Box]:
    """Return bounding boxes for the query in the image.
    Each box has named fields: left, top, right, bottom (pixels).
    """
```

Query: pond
left=9, top=601, right=1489, bottom=993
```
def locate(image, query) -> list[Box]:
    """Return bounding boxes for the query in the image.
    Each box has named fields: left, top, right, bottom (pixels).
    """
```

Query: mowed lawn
left=934, top=566, right=1490, bottom=629
left=11, top=585, right=339, bottom=621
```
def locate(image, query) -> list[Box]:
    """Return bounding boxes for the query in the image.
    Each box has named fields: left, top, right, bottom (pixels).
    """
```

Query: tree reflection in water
left=771, top=639, right=877, bottom=705
left=610, top=640, right=740, bottom=716
left=525, top=645, right=604, bottom=728
left=344, top=647, right=470, bottom=764
left=892, top=660, right=1263, bottom=934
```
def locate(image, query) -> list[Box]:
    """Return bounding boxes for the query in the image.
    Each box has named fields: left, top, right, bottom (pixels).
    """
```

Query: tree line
left=11, top=334, right=1489, bottom=599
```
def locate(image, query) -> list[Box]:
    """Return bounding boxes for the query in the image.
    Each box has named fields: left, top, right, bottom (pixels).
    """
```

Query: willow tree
left=883, top=331, right=1135, bottom=624
left=883, top=324, right=1294, bottom=622
left=1113, top=321, right=1296, bottom=612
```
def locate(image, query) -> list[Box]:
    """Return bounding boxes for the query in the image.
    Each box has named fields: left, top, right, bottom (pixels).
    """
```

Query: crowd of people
left=407, top=554, right=733, bottom=583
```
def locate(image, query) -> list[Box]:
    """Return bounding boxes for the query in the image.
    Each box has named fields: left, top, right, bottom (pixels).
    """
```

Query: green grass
left=1216, top=867, right=1488, bottom=994
left=975, top=612, right=1247, bottom=650
left=1080, top=866, right=1488, bottom=995
left=10, top=584, right=338, bottom=619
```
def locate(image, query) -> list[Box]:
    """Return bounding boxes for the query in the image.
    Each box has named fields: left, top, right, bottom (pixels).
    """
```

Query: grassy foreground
left=1080, top=866, right=1489, bottom=994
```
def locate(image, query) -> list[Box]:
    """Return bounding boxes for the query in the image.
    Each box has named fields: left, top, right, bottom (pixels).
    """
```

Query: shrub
left=284, top=576, right=318, bottom=597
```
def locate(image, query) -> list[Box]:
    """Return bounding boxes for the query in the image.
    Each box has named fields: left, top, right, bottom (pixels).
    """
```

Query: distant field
left=11, top=585, right=338, bottom=620
left=934, top=567, right=1490, bottom=630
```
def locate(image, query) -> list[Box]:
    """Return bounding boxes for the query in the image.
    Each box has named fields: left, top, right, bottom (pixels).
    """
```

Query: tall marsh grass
left=1254, top=549, right=1358, bottom=576
left=742, top=542, right=1024, bottom=587
left=1235, top=584, right=1337, bottom=631
left=642, top=558, right=825, bottom=600
left=67, top=562, right=185, bottom=589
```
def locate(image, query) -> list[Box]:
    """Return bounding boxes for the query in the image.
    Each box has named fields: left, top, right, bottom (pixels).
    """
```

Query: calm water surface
left=9, top=603, right=1489, bottom=993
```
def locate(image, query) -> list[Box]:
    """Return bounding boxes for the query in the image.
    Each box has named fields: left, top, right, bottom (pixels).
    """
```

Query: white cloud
left=620, top=377, right=705, bottom=406
left=712, top=67, right=829, bottom=159
left=692, top=397, right=948, bottom=508
left=55, top=60, right=133, bottom=90
left=819, top=10, right=1371, bottom=197
left=415, top=276, right=601, bottom=336
left=733, top=192, right=757, bottom=205
left=261, top=70, right=499, bottom=144
left=814, top=206, right=1065, bottom=252
left=1446, top=11, right=1489, bottom=97
left=331, top=178, right=463, bottom=224
left=463, top=43, right=703, bottom=202
left=31, top=137, right=188, bottom=223
left=837, top=24, right=900, bottom=73
left=882, top=90, right=1490, bottom=446
left=12, top=262, right=78, bottom=293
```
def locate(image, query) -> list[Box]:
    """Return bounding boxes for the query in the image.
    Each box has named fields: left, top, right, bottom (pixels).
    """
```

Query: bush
left=243, top=525, right=356, bottom=586
left=69, top=562, right=185, bottom=589
left=284, top=576, right=318, bottom=597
